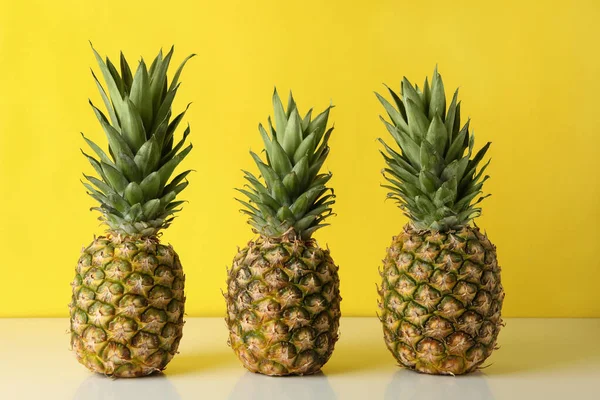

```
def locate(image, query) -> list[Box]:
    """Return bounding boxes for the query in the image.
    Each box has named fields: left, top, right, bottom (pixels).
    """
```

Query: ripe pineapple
left=69, top=46, right=194, bottom=378
left=376, top=68, right=504, bottom=375
left=226, top=90, right=341, bottom=376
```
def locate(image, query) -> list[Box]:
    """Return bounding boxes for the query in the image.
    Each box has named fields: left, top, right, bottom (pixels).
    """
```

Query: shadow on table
left=73, top=373, right=180, bottom=400
left=385, top=370, right=493, bottom=400
left=485, top=319, right=600, bottom=375
left=228, top=371, right=336, bottom=400
left=323, top=335, right=391, bottom=374
left=166, top=349, right=236, bottom=375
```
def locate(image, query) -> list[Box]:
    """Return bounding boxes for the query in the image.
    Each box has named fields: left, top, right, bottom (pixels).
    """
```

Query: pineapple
left=376, top=68, right=504, bottom=375
left=226, top=90, right=341, bottom=376
left=69, top=45, right=194, bottom=378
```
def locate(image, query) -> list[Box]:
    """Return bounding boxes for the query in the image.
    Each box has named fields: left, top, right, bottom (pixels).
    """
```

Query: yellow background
left=0, top=0, right=599, bottom=318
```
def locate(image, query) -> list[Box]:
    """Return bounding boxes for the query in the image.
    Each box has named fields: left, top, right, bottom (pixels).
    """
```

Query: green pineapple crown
left=376, top=67, right=491, bottom=231
left=82, top=45, right=195, bottom=237
left=237, top=89, right=335, bottom=241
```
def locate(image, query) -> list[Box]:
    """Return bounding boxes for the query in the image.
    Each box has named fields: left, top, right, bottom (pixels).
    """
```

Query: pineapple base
left=69, top=234, right=185, bottom=378
left=226, top=235, right=341, bottom=376
left=379, top=224, right=504, bottom=375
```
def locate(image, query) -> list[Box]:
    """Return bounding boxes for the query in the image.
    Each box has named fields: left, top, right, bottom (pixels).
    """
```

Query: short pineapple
left=376, top=68, right=504, bottom=375
left=226, top=90, right=341, bottom=376
left=69, top=46, right=194, bottom=378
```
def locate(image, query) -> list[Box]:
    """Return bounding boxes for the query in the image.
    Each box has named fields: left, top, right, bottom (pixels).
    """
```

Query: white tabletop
left=0, top=318, right=598, bottom=399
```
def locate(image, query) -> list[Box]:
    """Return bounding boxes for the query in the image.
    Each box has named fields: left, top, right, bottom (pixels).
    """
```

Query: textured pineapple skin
left=379, top=225, right=504, bottom=375
left=226, top=236, right=341, bottom=376
left=69, top=235, right=185, bottom=378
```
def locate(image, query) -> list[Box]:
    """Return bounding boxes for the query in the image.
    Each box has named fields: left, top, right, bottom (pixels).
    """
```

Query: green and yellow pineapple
left=226, top=90, right=341, bottom=376
left=376, top=68, right=504, bottom=375
left=69, top=46, right=194, bottom=378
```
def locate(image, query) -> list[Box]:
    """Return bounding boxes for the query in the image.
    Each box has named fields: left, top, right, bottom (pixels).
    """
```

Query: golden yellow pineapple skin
left=69, top=235, right=185, bottom=378
left=226, top=236, right=341, bottom=376
left=379, top=225, right=504, bottom=375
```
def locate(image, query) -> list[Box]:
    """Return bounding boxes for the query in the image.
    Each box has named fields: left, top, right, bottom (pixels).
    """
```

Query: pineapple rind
left=379, top=225, right=504, bottom=375
left=70, top=234, right=185, bottom=378
left=226, top=236, right=341, bottom=376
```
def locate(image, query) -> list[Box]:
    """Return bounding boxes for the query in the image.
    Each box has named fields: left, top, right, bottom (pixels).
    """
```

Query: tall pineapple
left=226, top=90, right=341, bottom=376
left=376, top=68, right=504, bottom=375
left=69, top=46, right=194, bottom=378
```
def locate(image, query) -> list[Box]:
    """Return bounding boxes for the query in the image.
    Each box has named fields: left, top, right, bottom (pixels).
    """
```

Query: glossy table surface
left=0, top=318, right=598, bottom=399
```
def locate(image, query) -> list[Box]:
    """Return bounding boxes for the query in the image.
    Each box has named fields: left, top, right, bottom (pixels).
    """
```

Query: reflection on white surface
left=1, top=318, right=599, bottom=400
left=229, top=372, right=337, bottom=400
left=73, top=373, right=181, bottom=400
left=385, top=370, right=493, bottom=400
